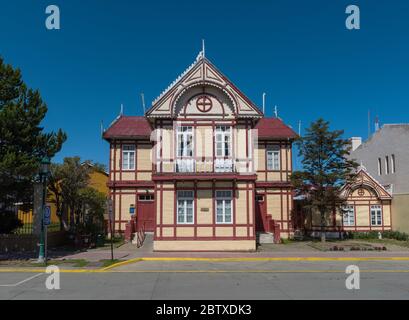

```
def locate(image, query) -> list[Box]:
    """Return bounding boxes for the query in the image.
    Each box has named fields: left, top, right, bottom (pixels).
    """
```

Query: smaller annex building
left=295, top=167, right=392, bottom=236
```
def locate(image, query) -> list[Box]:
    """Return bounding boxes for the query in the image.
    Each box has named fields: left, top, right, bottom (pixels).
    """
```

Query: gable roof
left=103, top=116, right=152, bottom=140
left=255, top=118, right=298, bottom=140
left=341, top=168, right=392, bottom=200
left=146, top=54, right=263, bottom=118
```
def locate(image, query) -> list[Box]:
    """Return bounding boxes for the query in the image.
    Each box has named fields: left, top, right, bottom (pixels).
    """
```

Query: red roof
left=254, top=118, right=298, bottom=140
left=103, top=116, right=152, bottom=140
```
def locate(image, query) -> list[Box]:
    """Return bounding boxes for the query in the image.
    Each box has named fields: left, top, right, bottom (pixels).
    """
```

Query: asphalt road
left=1, top=260, right=409, bottom=299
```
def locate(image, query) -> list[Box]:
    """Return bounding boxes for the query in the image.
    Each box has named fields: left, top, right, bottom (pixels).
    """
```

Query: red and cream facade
left=103, top=54, right=297, bottom=251
left=296, top=168, right=393, bottom=234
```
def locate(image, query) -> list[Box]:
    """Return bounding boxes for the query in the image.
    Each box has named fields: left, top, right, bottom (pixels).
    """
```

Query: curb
left=102, top=256, right=409, bottom=270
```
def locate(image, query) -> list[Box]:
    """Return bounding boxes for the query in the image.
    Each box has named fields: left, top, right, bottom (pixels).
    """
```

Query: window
left=370, top=205, right=382, bottom=226
left=267, top=146, right=280, bottom=171
left=378, top=158, right=382, bottom=175
left=138, top=195, right=154, bottom=201
left=177, top=126, right=193, bottom=157
left=391, top=154, right=396, bottom=173
left=177, top=191, right=194, bottom=224
left=215, top=126, right=231, bottom=157
left=216, top=190, right=233, bottom=224
left=122, top=145, right=135, bottom=170
left=385, top=156, right=389, bottom=175
left=176, top=126, right=194, bottom=172
left=342, top=205, right=355, bottom=226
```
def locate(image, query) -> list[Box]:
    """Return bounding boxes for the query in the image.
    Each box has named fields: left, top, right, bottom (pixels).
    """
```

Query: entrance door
left=136, top=194, right=155, bottom=232
left=255, top=194, right=267, bottom=232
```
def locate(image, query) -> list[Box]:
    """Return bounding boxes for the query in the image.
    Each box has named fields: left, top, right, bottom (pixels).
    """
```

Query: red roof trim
left=254, top=118, right=298, bottom=140
left=103, top=116, right=152, bottom=140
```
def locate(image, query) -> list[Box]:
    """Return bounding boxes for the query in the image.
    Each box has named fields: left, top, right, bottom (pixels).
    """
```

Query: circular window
left=196, top=95, right=213, bottom=112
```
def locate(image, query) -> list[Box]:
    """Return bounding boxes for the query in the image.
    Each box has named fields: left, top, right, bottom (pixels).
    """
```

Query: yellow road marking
left=102, top=256, right=409, bottom=270
left=1, top=256, right=409, bottom=273
left=1, top=268, right=409, bottom=274
left=1, top=256, right=409, bottom=274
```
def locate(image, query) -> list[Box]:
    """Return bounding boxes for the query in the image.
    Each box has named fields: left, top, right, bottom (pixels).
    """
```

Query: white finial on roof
left=202, top=39, right=205, bottom=58
left=358, top=161, right=367, bottom=172
left=120, top=103, right=124, bottom=116
left=274, top=105, right=278, bottom=118
left=140, top=93, right=146, bottom=114
left=100, top=120, right=104, bottom=137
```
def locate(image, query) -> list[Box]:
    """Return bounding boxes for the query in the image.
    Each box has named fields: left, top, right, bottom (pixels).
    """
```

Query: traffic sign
left=44, top=206, right=51, bottom=226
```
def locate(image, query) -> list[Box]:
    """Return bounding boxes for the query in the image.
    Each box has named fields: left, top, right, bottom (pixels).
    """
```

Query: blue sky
left=1, top=0, right=408, bottom=167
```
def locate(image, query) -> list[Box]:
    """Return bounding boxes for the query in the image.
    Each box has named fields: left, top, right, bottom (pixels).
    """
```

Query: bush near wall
left=347, top=230, right=409, bottom=241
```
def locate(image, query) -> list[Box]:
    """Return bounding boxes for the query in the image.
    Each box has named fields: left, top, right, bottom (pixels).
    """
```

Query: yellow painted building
left=103, top=52, right=297, bottom=251
left=17, top=163, right=109, bottom=231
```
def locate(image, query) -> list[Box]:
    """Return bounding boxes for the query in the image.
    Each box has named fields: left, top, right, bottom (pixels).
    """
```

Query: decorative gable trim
left=146, top=54, right=262, bottom=119
left=341, top=168, right=393, bottom=200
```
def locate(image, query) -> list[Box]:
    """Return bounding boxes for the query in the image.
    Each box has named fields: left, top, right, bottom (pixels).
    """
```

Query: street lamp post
left=38, top=156, right=51, bottom=264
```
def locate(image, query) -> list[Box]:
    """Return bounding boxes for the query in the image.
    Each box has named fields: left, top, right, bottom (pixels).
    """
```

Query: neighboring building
left=103, top=52, right=297, bottom=251
left=295, top=168, right=392, bottom=236
left=16, top=162, right=109, bottom=232
left=350, top=124, right=409, bottom=233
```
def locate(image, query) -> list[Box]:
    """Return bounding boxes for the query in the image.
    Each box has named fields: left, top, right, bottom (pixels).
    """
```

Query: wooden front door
left=136, top=194, right=155, bottom=232
left=255, top=194, right=267, bottom=232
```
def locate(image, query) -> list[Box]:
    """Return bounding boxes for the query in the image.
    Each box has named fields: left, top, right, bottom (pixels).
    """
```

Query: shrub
left=346, top=231, right=379, bottom=240
left=381, top=230, right=409, bottom=241
left=346, top=230, right=409, bottom=242
left=0, top=210, right=23, bottom=234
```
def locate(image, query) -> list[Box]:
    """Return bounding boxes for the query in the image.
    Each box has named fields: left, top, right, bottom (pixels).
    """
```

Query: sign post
left=108, top=199, right=114, bottom=261
left=44, top=206, right=51, bottom=263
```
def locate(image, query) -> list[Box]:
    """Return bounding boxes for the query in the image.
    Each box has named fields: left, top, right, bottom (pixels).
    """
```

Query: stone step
left=257, top=232, right=275, bottom=244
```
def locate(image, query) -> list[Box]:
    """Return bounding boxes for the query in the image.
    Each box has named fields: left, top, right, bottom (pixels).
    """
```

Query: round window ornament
left=196, top=95, right=213, bottom=113
left=358, top=188, right=365, bottom=196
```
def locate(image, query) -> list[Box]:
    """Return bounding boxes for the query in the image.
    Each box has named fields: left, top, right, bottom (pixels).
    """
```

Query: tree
left=77, top=187, right=106, bottom=236
left=56, top=157, right=91, bottom=228
left=48, top=163, right=64, bottom=230
left=291, top=118, right=358, bottom=242
left=0, top=57, right=66, bottom=233
left=47, top=157, right=107, bottom=235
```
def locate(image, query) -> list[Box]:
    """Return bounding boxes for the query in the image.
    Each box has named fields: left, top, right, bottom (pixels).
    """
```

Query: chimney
left=350, top=137, right=362, bottom=151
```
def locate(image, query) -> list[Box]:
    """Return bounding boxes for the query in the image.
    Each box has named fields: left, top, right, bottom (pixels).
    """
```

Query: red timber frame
left=304, top=179, right=392, bottom=233
left=107, top=118, right=296, bottom=239
left=306, top=199, right=392, bottom=233
left=108, top=138, right=154, bottom=233
left=153, top=118, right=256, bottom=174
left=153, top=117, right=257, bottom=241
left=254, top=139, right=294, bottom=236
left=154, top=179, right=256, bottom=241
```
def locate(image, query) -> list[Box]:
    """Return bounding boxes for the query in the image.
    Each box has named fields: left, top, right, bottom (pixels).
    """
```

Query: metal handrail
left=136, top=223, right=146, bottom=248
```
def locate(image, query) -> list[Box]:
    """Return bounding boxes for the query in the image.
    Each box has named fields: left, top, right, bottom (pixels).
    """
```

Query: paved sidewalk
left=54, top=243, right=409, bottom=262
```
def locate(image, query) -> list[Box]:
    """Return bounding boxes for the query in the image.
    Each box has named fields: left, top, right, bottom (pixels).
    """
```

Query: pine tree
left=0, top=57, right=66, bottom=232
left=291, top=118, right=358, bottom=242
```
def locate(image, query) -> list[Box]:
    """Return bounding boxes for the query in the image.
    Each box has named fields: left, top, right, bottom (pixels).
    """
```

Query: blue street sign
left=44, top=206, right=51, bottom=226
